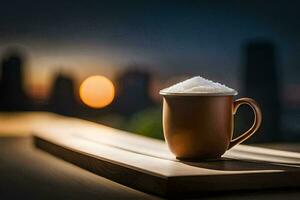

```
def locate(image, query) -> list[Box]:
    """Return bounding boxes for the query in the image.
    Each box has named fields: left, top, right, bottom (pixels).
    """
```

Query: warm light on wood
left=79, top=75, right=115, bottom=108
left=0, top=112, right=299, bottom=196
left=31, top=113, right=300, bottom=196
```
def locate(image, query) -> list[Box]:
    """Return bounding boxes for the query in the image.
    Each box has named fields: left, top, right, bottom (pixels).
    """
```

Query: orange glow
left=79, top=75, right=115, bottom=108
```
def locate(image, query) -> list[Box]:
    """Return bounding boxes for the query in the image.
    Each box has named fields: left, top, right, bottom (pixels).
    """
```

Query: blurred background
left=0, top=0, right=299, bottom=142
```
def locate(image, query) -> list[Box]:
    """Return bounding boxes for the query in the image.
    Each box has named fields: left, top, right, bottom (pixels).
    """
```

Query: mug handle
left=228, top=98, right=262, bottom=149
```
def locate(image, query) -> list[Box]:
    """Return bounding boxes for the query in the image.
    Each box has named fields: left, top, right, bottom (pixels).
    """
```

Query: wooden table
left=1, top=112, right=300, bottom=199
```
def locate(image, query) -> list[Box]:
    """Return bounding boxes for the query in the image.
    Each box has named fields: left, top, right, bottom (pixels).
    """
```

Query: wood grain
left=30, top=113, right=300, bottom=197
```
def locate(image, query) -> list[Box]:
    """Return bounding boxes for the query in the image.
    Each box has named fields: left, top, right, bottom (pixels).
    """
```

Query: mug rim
left=159, top=91, right=238, bottom=96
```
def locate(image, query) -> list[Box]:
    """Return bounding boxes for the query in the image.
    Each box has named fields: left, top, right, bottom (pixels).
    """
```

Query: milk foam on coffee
left=160, top=76, right=237, bottom=95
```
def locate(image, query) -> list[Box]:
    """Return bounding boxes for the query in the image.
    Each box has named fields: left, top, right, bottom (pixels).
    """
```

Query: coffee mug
left=160, top=92, right=262, bottom=160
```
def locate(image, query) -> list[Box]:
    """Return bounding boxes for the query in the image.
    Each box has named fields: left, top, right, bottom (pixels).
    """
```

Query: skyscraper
left=112, top=67, right=154, bottom=117
left=0, top=50, right=28, bottom=110
left=48, top=73, right=78, bottom=116
left=242, top=40, right=281, bottom=142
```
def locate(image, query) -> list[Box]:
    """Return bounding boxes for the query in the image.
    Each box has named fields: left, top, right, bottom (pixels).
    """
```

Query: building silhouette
left=242, top=40, right=281, bottom=142
left=0, top=50, right=28, bottom=110
left=48, top=73, right=78, bottom=116
left=111, top=67, right=154, bottom=117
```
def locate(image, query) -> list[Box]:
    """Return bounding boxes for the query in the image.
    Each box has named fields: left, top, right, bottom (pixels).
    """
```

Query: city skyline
left=0, top=45, right=299, bottom=108
left=0, top=40, right=299, bottom=140
left=0, top=0, right=299, bottom=105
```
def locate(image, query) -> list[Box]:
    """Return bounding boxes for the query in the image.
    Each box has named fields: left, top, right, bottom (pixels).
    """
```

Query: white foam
left=160, top=76, right=237, bottom=95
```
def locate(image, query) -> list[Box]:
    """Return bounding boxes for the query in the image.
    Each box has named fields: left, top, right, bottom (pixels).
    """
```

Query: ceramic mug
left=160, top=91, right=262, bottom=160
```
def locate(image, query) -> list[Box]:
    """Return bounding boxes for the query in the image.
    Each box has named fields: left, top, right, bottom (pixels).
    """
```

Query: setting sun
left=79, top=75, right=115, bottom=108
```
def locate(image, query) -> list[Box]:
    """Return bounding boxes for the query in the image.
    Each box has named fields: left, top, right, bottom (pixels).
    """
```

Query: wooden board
left=31, top=114, right=300, bottom=197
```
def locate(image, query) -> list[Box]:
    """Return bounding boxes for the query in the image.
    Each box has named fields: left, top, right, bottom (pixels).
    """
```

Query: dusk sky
left=0, top=0, right=299, bottom=98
